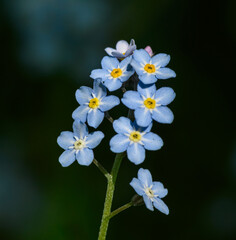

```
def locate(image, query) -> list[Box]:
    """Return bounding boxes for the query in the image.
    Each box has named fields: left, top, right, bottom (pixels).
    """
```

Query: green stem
left=93, top=158, right=109, bottom=179
left=98, top=153, right=125, bottom=240
left=109, top=202, right=133, bottom=219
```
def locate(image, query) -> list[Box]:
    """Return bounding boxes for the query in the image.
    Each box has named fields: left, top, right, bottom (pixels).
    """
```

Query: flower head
left=57, top=120, right=104, bottom=167
left=72, top=79, right=120, bottom=128
left=110, top=117, right=163, bottom=165
left=130, top=168, right=169, bottom=214
left=122, top=82, right=176, bottom=127
left=105, top=39, right=136, bottom=59
left=90, top=56, right=134, bottom=92
left=131, top=49, right=176, bottom=84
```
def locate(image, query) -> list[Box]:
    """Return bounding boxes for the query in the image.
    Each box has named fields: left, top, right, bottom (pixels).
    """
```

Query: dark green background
left=1, top=0, right=236, bottom=239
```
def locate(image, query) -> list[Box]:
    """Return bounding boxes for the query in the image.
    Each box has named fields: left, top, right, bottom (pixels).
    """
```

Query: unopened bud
left=144, top=46, right=154, bottom=57
left=131, top=194, right=144, bottom=207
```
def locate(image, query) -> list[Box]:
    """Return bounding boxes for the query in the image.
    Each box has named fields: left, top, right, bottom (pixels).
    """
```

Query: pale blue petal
left=130, top=59, right=145, bottom=75
left=103, top=78, right=122, bottom=92
left=143, top=195, right=154, bottom=211
left=105, top=47, right=116, bottom=56
left=121, top=91, right=143, bottom=110
left=90, top=69, right=108, bottom=80
left=152, top=182, right=168, bottom=198
left=142, top=132, right=163, bottom=151
left=59, top=150, right=76, bottom=167
left=153, top=198, right=169, bottom=215
left=110, top=134, right=130, bottom=153
left=86, top=131, right=104, bottom=149
left=99, top=95, right=120, bottom=112
left=87, top=109, right=104, bottom=128
left=72, top=105, right=89, bottom=122
left=76, top=148, right=94, bottom=166
left=119, top=56, right=132, bottom=69
left=125, top=45, right=136, bottom=56
left=133, top=49, right=150, bottom=65
left=151, top=53, right=170, bottom=67
left=111, top=51, right=125, bottom=58
left=93, top=79, right=107, bottom=99
left=133, top=122, right=153, bottom=134
left=155, top=87, right=176, bottom=105
left=101, top=56, right=119, bottom=70
left=155, top=68, right=176, bottom=79
left=137, top=82, right=156, bottom=98
left=116, top=40, right=129, bottom=52
left=72, top=120, right=88, bottom=139
left=113, top=117, right=133, bottom=134
left=127, top=143, right=145, bottom=165
left=134, top=107, right=152, bottom=127
left=139, top=73, right=157, bottom=84
left=119, top=70, right=134, bottom=83
left=57, top=131, right=75, bottom=150
left=130, top=178, right=145, bottom=196
left=138, top=168, right=152, bottom=187
left=152, top=106, right=174, bottom=124
left=75, top=86, right=92, bottom=105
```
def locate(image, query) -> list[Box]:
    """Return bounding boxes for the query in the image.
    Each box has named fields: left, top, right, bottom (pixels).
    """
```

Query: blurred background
left=1, top=0, right=236, bottom=239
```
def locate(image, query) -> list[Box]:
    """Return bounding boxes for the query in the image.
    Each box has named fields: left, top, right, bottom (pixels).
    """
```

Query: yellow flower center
left=145, top=187, right=155, bottom=198
left=110, top=68, right=122, bottom=78
left=89, top=98, right=99, bottom=109
left=74, top=140, right=85, bottom=150
left=144, top=98, right=156, bottom=109
left=129, top=131, right=142, bottom=142
left=144, top=64, right=156, bottom=73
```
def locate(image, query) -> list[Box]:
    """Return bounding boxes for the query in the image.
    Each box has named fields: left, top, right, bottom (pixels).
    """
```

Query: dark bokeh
left=1, top=0, right=236, bottom=239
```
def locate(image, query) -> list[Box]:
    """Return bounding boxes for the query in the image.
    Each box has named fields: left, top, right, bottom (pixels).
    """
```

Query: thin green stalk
left=93, top=158, right=109, bottom=179
left=98, top=153, right=125, bottom=240
left=109, top=202, right=133, bottom=219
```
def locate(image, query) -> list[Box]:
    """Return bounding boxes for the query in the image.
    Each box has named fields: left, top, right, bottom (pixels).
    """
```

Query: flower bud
left=131, top=194, right=144, bottom=207
left=144, top=46, right=154, bottom=57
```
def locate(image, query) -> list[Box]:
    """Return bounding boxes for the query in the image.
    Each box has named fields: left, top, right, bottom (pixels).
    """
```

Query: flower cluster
left=57, top=39, right=176, bottom=214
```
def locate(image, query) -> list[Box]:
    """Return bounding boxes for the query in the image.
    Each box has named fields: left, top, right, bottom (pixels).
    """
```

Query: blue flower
left=90, top=56, right=134, bottom=91
left=105, top=39, right=136, bottom=59
left=72, top=79, right=120, bottom=128
left=57, top=120, right=104, bottom=167
left=109, top=117, right=163, bottom=165
left=130, top=168, right=169, bottom=214
left=131, top=49, right=176, bottom=84
left=122, top=82, right=176, bottom=127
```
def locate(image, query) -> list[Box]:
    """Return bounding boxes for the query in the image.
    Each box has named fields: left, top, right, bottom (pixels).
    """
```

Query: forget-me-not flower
left=130, top=168, right=169, bottom=214
left=105, top=39, right=136, bottom=59
left=131, top=49, right=176, bottom=84
left=90, top=56, right=134, bottom=91
left=110, top=117, right=163, bottom=165
left=122, top=82, right=176, bottom=127
left=57, top=120, right=104, bottom=167
left=72, top=79, right=120, bottom=128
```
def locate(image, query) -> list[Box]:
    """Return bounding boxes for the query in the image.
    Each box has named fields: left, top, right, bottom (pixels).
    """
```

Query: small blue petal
left=119, top=70, right=134, bottom=83
left=152, top=182, right=168, bottom=198
left=134, top=107, right=152, bottom=127
left=119, top=56, right=132, bottom=69
left=121, top=91, right=143, bottom=110
left=153, top=198, right=169, bottom=215
left=130, top=59, right=144, bottom=75
left=127, top=143, right=145, bottom=165
left=72, top=105, right=89, bottom=122
left=99, top=95, right=120, bottom=112
left=137, top=82, right=156, bottom=98
left=155, top=68, right=176, bottom=79
left=101, top=56, right=119, bottom=70
left=130, top=178, right=145, bottom=196
left=93, top=79, right=107, bottom=99
left=103, top=78, right=122, bottom=92
left=57, top=131, right=75, bottom=150
left=142, top=132, right=163, bottom=151
left=113, top=117, right=133, bottom=134
left=76, top=148, right=94, bottom=166
left=152, top=106, right=174, bottom=124
left=139, top=73, right=157, bottom=84
left=155, top=87, right=176, bottom=105
left=87, top=109, right=104, bottom=128
left=90, top=69, right=108, bottom=80
left=59, top=150, right=76, bottom=167
left=133, top=121, right=153, bottom=134
left=75, top=86, right=92, bottom=105
left=125, top=45, right=136, bottom=56
left=138, top=168, right=153, bottom=187
left=143, top=195, right=154, bottom=211
left=110, top=134, right=130, bottom=153
left=72, top=120, right=88, bottom=139
left=151, top=53, right=170, bottom=67
left=86, top=131, right=104, bottom=149
left=133, top=49, right=151, bottom=65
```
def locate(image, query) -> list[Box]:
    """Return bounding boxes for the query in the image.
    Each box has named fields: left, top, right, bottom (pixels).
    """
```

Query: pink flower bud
left=144, top=46, right=154, bottom=57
